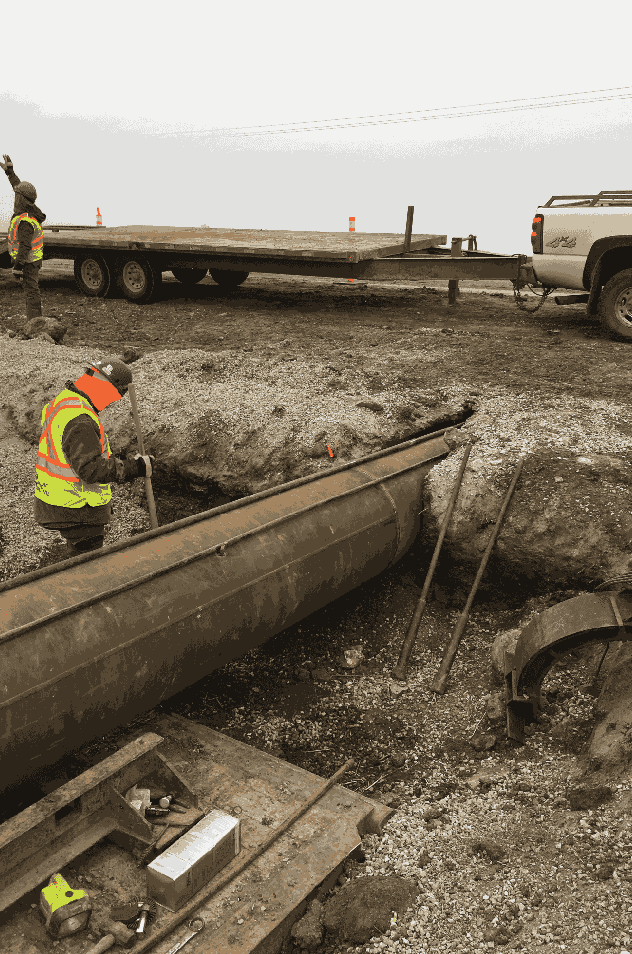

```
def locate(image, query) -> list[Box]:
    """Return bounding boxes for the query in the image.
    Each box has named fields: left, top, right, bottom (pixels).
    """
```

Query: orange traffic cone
left=96, top=208, right=102, bottom=227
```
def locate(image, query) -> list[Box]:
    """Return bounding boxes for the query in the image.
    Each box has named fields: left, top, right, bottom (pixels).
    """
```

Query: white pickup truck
left=531, top=190, right=632, bottom=339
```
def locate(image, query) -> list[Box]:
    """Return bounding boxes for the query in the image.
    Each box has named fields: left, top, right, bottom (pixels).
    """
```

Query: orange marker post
left=327, top=444, right=334, bottom=457
left=96, top=208, right=102, bottom=227
left=348, top=216, right=355, bottom=283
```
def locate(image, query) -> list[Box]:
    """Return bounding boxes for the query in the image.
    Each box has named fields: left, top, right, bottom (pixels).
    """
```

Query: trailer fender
left=504, top=591, right=632, bottom=742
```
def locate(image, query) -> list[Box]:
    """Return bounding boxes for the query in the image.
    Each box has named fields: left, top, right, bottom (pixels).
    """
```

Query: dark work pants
left=39, top=519, right=106, bottom=556
left=22, top=260, right=42, bottom=320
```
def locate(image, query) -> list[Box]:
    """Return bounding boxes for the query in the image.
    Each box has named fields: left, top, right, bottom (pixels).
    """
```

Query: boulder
left=485, top=690, right=506, bottom=724
left=322, top=874, right=417, bottom=944
left=490, top=630, right=520, bottom=686
left=291, top=899, right=323, bottom=950
left=25, top=316, right=67, bottom=343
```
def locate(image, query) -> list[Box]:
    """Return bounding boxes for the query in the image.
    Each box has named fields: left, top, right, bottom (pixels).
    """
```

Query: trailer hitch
left=504, top=590, right=632, bottom=742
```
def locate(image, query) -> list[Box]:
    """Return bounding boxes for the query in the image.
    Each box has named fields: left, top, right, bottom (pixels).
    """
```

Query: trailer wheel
left=598, top=269, right=632, bottom=340
left=208, top=268, right=249, bottom=288
left=74, top=253, right=114, bottom=298
left=171, top=267, right=208, bottom=285
left=114, top=254, right=162, bottom=303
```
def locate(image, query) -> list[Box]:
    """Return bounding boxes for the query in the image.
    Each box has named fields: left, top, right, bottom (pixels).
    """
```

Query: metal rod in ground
left=586, top=642, right=610, bottom=696
left=431, top=457, right=524, bottom=695
left=129, top=758, right=355, bottom=954
left=392, top=443, right=472, bottom=681
left=127, top=383, right=159, bottom=530
left=403, top=206, right=414, bottom=253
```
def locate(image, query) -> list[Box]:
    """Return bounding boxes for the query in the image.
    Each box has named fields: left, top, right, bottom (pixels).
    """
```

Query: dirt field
left=1, top=264, right=631, bottom=954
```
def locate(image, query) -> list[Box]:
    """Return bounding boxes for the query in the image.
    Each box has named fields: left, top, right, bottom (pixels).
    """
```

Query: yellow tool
left=39, top=872, right=92, bottom=939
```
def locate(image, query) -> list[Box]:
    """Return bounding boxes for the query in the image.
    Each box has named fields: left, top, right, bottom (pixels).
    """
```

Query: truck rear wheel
left=74, top=253, right=114, bottom=298
left=114, top=254, right=161, bottom=303
left=171, top=267, right=208, bottom=285
left=208, top=268, right=249, bottom=288
left=598, top=269, right=632, bottom=340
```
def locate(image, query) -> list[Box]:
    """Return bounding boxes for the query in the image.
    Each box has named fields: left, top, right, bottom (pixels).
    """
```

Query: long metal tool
left=127, top=382, right=159, bottom=530
left=129, top=758, right=354, bottom=954
left=392, top=443, right=472, bottom=680
left=431, top=457, right=524, bottom=694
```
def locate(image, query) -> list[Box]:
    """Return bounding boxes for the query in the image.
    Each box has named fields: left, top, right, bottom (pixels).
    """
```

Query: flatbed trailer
left=0, top=224, right=534, bottom=304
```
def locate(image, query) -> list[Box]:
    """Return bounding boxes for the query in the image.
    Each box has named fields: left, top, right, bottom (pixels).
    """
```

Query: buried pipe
left=392, top=443, right=472, bottom=681
left=431, top=457, right=524, bottom=695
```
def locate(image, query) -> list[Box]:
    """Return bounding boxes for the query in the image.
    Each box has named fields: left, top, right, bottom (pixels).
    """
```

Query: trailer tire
left=114, top=254, right=162, bottom=304
left=74, top=253, right=115, bottom=298
left=171, top=267, right=208, bottom=285
left=208, top=268, right=249, bottom=288
left=598, top=269, right=632, bottom=340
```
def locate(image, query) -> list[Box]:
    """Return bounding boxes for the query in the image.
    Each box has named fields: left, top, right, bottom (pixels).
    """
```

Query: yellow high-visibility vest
left=34, top=389, right=113, bottom=508
left=8, top=212, right=44, bottom=263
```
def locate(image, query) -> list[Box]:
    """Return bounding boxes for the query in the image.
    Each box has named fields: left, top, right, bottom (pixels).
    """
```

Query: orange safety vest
left=34, top=389, right=113, bottom=508
left=8, top=212, right=44, bottom=263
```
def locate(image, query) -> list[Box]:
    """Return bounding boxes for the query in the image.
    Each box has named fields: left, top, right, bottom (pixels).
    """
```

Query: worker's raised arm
left=1, top=154, right=21, bottom=190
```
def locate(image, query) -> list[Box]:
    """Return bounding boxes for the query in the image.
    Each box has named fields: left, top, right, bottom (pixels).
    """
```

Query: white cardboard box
left=147, top=810, right=241, bottom=912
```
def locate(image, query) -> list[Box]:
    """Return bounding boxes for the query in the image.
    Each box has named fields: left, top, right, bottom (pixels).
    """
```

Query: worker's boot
left=66, top=535, right=105, bottom=557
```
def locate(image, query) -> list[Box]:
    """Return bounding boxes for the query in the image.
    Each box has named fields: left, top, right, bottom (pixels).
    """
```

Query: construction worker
left=1, top=153, right=46, bottom=320
left=34, top=358, right=155, bottom=557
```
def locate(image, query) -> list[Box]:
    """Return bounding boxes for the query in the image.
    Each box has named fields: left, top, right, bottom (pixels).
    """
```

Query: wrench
left=164, top=917, right=205, bottom=953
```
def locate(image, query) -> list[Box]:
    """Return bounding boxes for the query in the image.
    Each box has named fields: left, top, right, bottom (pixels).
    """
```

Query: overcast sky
left=2, top=0, right=630, bottom=255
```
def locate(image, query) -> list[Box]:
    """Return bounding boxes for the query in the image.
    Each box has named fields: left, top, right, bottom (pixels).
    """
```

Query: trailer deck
left=39, top=226, right=446, bottom=262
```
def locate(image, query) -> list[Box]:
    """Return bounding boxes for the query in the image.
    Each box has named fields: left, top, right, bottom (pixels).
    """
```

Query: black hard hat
left=90, top=358, right=133, bottom=396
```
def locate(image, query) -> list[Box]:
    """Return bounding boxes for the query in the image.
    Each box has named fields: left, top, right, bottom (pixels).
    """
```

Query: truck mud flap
left=504, top=591, right=632, bottom=742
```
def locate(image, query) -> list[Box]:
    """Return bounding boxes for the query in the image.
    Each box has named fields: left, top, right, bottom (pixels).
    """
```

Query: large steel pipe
left=0, top=433, right=449, bottom=792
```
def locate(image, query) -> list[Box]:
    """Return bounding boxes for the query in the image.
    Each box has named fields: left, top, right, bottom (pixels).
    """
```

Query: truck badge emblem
left=546, top=236, right=577, bottom=249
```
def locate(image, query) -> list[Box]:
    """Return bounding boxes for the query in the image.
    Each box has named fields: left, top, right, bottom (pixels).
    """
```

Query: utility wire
left=169, top=85, right=632, bottom=139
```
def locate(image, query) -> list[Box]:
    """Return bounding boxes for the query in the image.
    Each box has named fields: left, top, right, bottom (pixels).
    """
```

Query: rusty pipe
left=431, top=457, right=524, bottom=694
left=127, top=383, right=158, bottom=530
left=392, top=443, right=472, bottom=681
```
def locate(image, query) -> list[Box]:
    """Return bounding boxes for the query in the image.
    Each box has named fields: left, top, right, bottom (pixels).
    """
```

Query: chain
left=511, top=280, right=556, bottom=314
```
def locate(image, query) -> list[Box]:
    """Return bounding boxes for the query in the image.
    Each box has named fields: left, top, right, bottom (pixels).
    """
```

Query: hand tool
left=133, top=897, right=158, bottom=937
left=431, top=457, right=524, bottom=694
left=39, top=872, right=92, bottom=939
left=165, top=917, right=205, bottom=953
left=83, top=919, right=135, bottom=953
left=127, top=382, right=159, bottom=530
left=392, top=443, right=472, bottom=680
left=128, top=758, right=354, bottom=954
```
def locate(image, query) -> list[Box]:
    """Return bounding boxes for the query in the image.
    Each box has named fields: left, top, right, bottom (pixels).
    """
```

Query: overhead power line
left=171, top=85, right=632, bottom=139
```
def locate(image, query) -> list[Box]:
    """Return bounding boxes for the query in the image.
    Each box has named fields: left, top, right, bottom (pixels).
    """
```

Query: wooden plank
left=36, top=228, right=447, bottom=263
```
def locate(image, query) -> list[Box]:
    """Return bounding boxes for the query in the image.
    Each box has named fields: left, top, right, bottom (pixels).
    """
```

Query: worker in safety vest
left=34, top=358, right=156, bottom=557
left=1, top=154, right=47, bottom=320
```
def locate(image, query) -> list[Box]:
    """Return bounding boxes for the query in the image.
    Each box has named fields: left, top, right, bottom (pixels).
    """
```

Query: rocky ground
left=1, top=263, right=632, bottom=954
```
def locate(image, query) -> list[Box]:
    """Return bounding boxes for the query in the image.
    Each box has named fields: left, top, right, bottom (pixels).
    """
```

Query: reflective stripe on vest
left=8, top=212, right=44, bottom=263
left=34, top=389, right=112, bottom=508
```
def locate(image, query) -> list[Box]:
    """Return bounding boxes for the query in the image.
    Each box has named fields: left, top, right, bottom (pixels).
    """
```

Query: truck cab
left=531, top=191, right=632, bottom=339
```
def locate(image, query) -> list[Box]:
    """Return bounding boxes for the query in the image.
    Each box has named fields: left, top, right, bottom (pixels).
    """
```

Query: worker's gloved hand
left=133, top=453, right=155, bottom=478
left=12, top=267, right=23, bottom=282
left=0, top=154, right=12, bottom=172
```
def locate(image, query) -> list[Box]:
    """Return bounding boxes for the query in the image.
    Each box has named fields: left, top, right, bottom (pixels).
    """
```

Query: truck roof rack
left=542, top=191, right=632, bottom=208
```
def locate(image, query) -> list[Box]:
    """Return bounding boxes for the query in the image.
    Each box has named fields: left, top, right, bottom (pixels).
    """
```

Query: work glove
left=133, top=453, right=155, bottom=478
left=12, top=267, right=23, bottom=282
left=0, top=154, right=12, bottom=172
